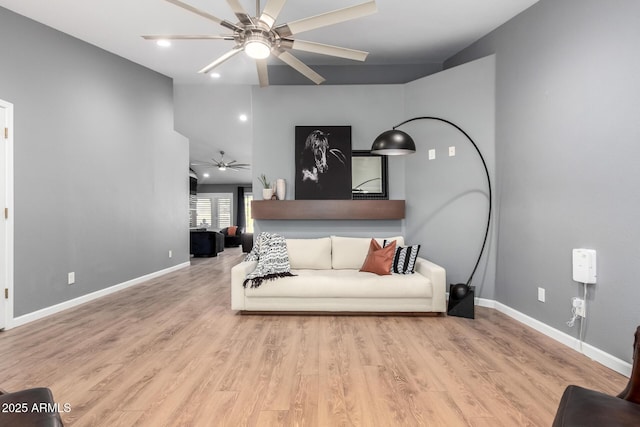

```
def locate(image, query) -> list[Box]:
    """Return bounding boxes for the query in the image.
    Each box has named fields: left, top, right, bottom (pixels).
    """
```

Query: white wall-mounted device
left=572, top=248, right=597, bottom=284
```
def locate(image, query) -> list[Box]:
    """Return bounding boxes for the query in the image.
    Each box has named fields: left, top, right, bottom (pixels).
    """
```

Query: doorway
left=0, top=99, right=14, bottom=330
left=196, top=193, right=233, bottom=230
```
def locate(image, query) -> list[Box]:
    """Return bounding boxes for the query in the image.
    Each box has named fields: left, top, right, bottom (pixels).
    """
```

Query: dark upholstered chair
left=190, top=230, right=224, bottom=257
left=220, top=226, right=243, bottom=248
left=0, top=387, right=64, bottom=426
left=553, top=326, right=640, bottom=426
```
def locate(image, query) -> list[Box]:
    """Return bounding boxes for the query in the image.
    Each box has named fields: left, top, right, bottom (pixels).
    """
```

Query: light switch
left=428, top=149, right=436, bottom=160
left=449, top=146, right=456, bottom=156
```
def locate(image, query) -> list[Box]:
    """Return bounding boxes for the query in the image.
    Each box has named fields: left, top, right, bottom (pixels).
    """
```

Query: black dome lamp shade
left=370, top=129, right=416, bottom=155
left=371, top=116, right=493, bottom=319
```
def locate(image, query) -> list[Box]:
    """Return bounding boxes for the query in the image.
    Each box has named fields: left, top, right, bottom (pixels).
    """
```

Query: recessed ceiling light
left=156, top=39, right=171, bottom=47
left=203, top=172, right=210, bottom=178
left=210, top=72, right=221, bottom=79
left=239, top=114, right=248, bottom=122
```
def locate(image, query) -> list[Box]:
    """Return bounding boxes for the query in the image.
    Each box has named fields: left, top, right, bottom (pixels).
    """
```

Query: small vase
left=276, top=179, right=286, bottom=200
left=262, top=188, right=274, bottom=200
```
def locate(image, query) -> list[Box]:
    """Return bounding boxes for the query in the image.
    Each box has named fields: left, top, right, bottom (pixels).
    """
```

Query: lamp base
left=447, top=284, right=475, bottom=319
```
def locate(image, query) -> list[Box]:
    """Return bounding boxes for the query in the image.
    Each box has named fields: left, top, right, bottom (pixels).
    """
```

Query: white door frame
left=0, top=99, right=15, bottom=330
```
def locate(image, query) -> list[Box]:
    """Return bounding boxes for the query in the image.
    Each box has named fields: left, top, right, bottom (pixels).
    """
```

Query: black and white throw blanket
left=243, top=232, right=295, bottom=288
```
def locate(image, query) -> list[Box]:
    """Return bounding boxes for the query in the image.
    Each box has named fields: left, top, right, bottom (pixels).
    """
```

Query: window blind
left=196, top=198, right=212, bottom=227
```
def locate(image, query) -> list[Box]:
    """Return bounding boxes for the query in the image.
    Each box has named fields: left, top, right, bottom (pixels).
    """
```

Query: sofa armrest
left=414, top=257, right=447, bottom=312
left=231, top=260, right=257, bottom=310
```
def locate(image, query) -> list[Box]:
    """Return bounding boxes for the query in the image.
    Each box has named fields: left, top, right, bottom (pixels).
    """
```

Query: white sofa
left=231, top=236, right=446, bottom=313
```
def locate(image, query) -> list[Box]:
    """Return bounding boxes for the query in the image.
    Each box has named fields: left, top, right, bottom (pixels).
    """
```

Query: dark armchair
left=0, top=387, right=64, bottom=426
left=190, top=230, right=224, bottom=257
left=552, top=325, right=640, bottom=426
left=220, top=226, right=243, bottom=248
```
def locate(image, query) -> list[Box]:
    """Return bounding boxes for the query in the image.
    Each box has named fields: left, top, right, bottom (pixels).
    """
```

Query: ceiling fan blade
left=165, top=0, right=242, bottom=32
left=198, top=47, right=243, bottom=74
left=226, top=0, right=254, bottom=25
left=284, top=39, right=368, bottom=62
left=256, top=59, right=269, bottom=87
left=225, top=159, right=252, bottom=167
left=275, top=50, right=325, bottom=85
left=142, top=35, right=235, bottom=41
left=275, top=1, right=377, bottom=37
left=259, top=0, right=288, bottom=29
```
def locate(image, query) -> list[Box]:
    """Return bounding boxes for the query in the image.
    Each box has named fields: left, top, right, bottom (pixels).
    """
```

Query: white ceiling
left=1, top=0, right=538, bottom=185
left=0, top=0, right=538, bottom=85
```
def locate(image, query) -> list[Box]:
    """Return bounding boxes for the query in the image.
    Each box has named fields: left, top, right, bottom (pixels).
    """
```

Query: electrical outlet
left=572, top=297, right=585, bottom=317
left=68, top=272, right=75, bottom=285
left=428, top=149, right=436, bottom=160
left=537, top=287, right=545, bottom=302
left=169, top=250, right=173, bottom=258
left=449, top=146, right=456, bottom=157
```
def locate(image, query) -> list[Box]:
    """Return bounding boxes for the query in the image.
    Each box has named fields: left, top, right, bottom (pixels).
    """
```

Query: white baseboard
left=476, top=297, right=632, bottom=377
left=10, top=262, right=190, bottom=329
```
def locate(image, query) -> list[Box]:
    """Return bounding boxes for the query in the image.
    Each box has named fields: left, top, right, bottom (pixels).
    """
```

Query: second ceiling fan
left=143, top=0, right=377, bottom=86
left=191, top=151, right=250, bottom=171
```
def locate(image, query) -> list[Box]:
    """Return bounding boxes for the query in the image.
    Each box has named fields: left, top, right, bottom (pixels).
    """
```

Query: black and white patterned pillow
left=384, top=240, right=421, bottom=274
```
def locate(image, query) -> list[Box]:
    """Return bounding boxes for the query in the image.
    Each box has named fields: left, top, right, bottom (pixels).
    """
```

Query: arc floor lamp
left=371, top=117, right=492, bottom=319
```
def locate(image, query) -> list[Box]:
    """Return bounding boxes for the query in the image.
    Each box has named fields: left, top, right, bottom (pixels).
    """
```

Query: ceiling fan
left=143, top=0, right=377, bottom=86
left=191, top=151, right=250, bottom=171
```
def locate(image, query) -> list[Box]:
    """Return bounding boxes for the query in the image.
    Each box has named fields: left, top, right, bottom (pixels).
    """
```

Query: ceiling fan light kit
left=244, top=32, right=272, bottom=59
left=143, top=0, right=377, bottom=86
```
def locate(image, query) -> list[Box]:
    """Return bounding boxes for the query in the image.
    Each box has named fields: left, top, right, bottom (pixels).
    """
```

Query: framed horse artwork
left=295, top=126, right=352, bottom=200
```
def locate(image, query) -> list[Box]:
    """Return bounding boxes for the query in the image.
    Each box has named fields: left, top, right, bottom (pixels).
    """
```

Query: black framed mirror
left=352, top=150, right=388, bottom=200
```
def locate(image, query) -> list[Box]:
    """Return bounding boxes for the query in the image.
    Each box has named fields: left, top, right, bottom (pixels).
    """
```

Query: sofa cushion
left=286, top=237, right=332, bottom=270
left=244, top=269, right=433, bottom=298
left=331, top=235, right=405, bottom=269
left=360, top=239, right=396, bottom=275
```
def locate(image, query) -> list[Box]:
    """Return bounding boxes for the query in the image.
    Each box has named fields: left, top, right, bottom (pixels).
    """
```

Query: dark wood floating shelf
left=251, top=200, right=405, bottom=220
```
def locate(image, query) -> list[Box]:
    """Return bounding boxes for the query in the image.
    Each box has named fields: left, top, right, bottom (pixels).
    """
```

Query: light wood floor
left=0, top=248, right=627, bottom=426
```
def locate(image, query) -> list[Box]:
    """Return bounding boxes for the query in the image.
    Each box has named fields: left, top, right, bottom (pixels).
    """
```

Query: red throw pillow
left=360, top=239, right=396, bottom=275
left=228, top=226, right=238, bottom=236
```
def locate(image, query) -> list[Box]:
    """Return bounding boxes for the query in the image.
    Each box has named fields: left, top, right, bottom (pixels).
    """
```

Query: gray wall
left=0, top=7, right=189, bottom=317
left=446, top=0, right=640, bottom=361
left=267, top=63, right=443, bottom=86
left=251, top=84, right=407, bottom=238
left=403, top=56, right=496, bottom=298
left=180, top=73, right=498, bottom=280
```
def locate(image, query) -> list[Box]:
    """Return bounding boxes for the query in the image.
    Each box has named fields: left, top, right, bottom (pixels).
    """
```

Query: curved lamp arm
left=371, top=116, right=492, bottom=287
